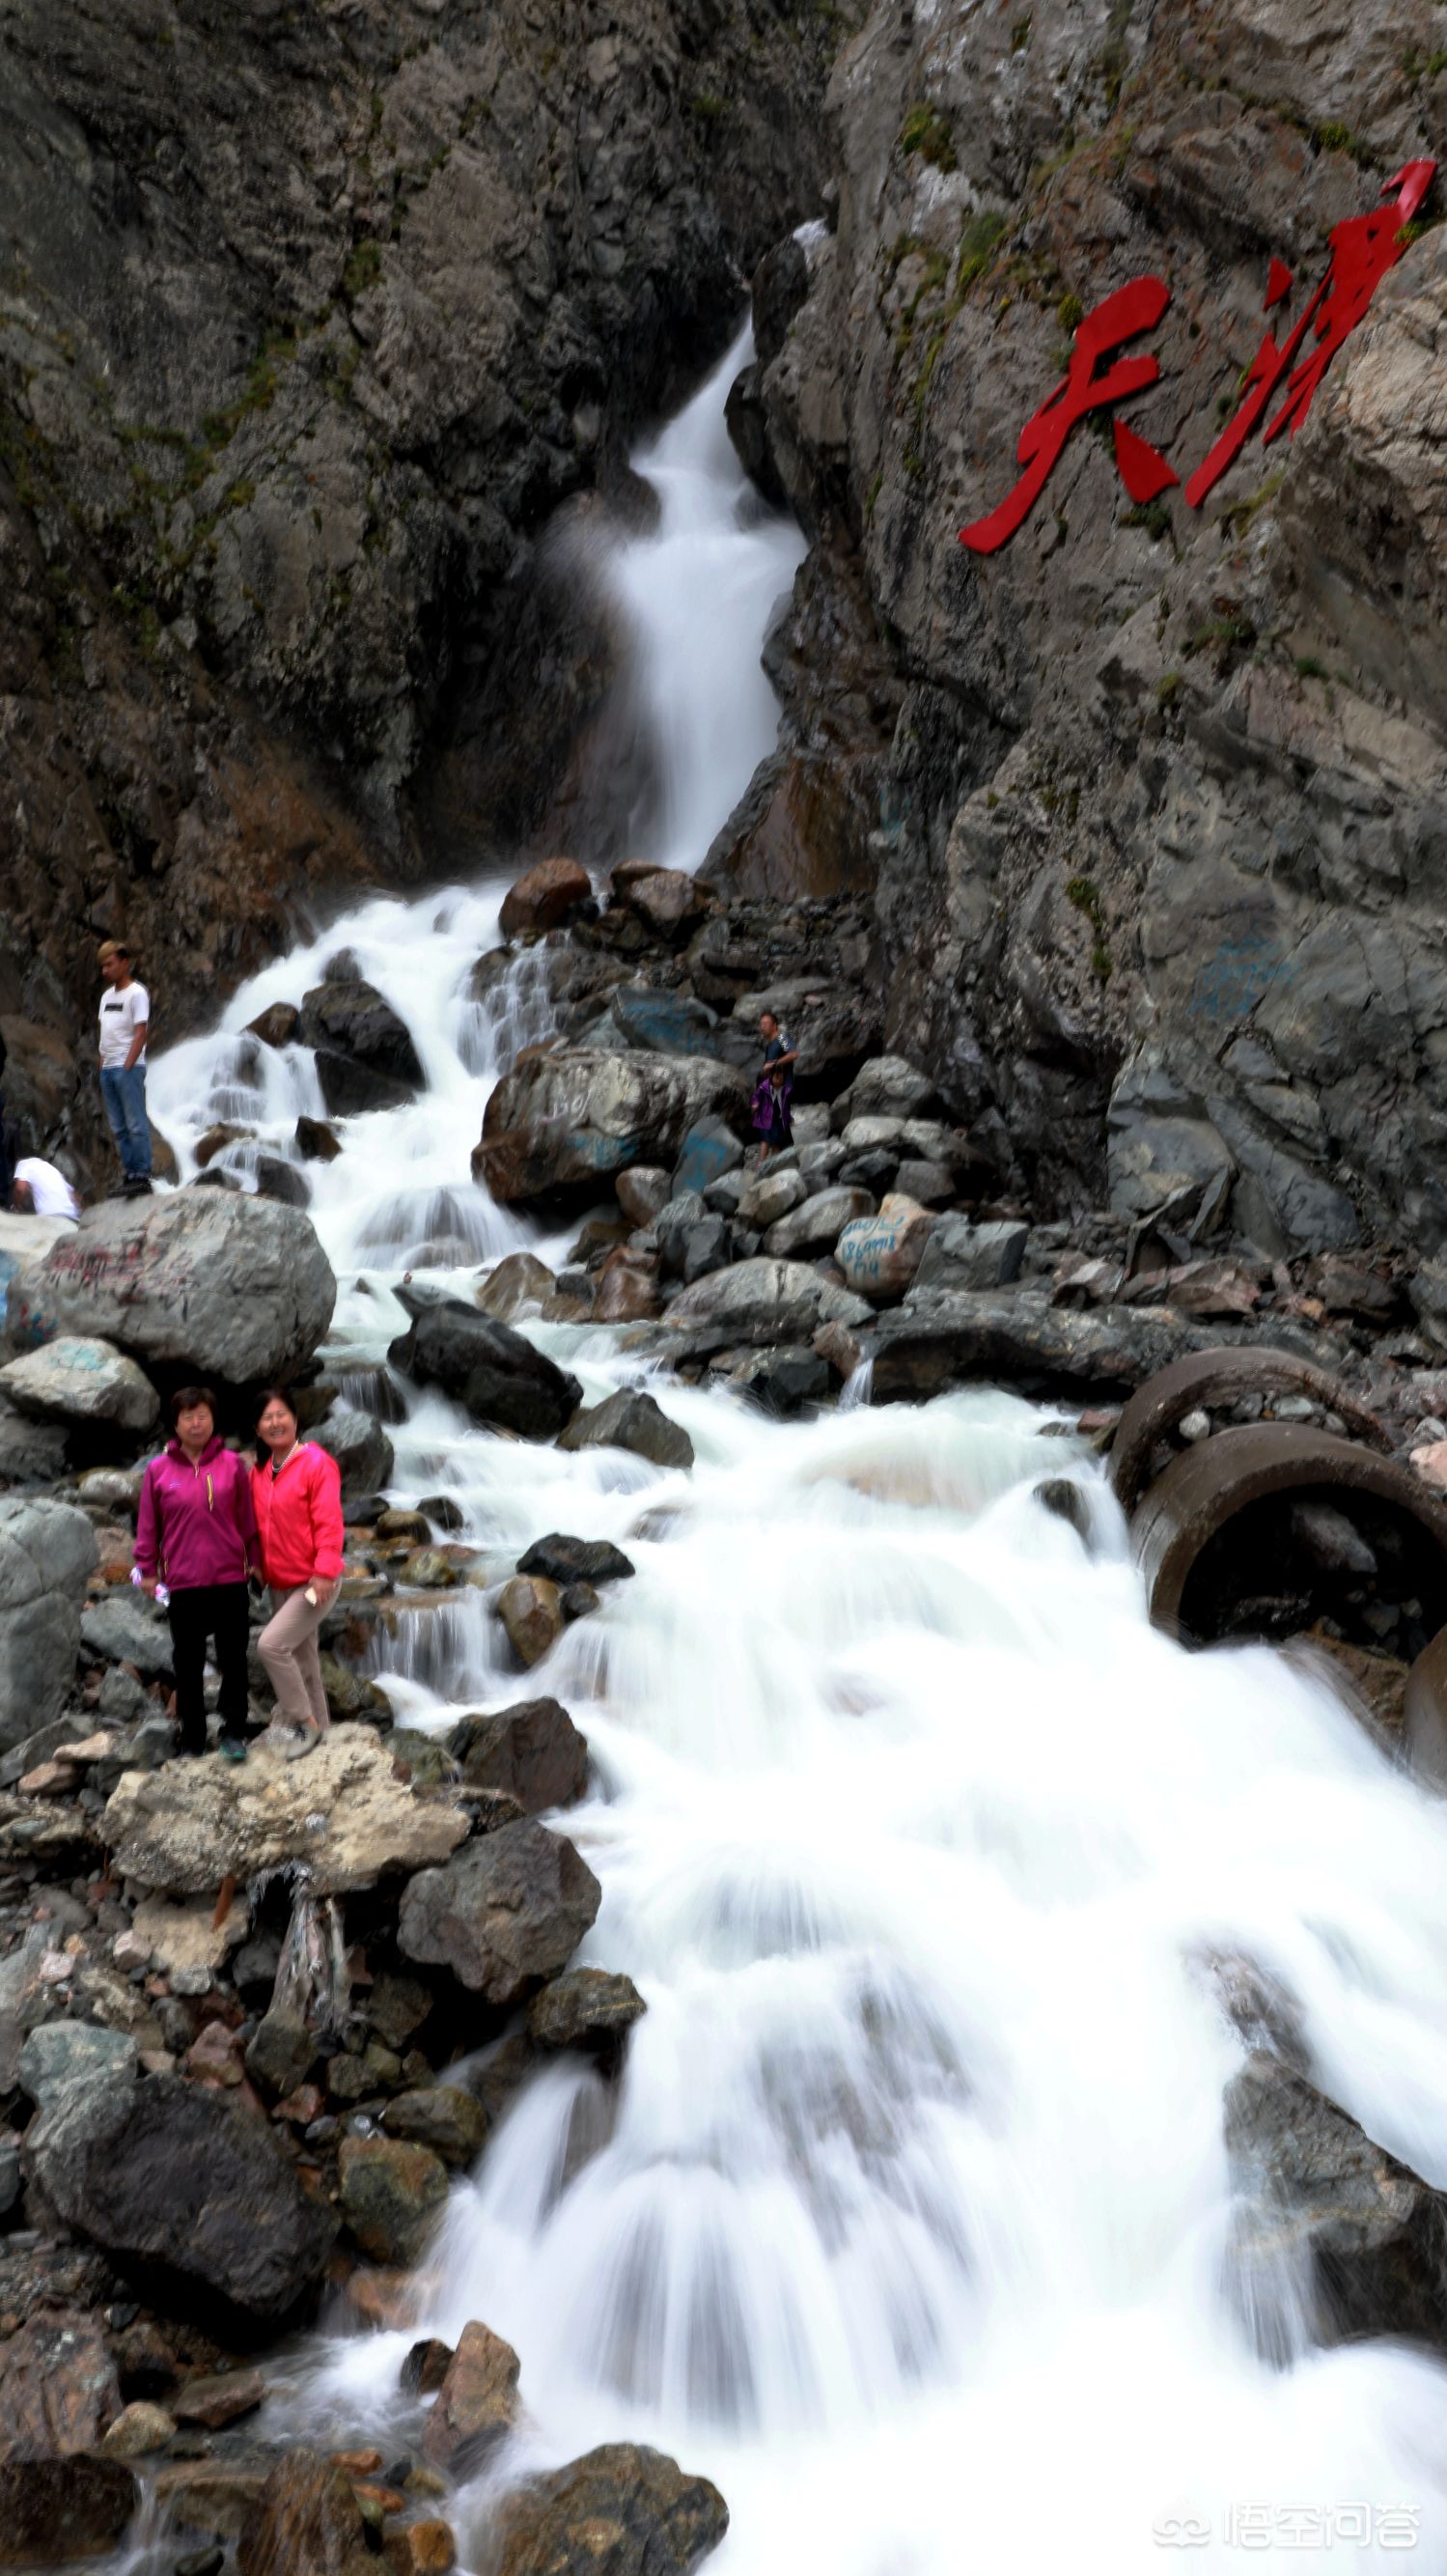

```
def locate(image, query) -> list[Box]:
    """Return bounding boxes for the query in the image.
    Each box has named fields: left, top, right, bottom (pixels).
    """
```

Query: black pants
left=166, top=1582, right=252, bottom=1752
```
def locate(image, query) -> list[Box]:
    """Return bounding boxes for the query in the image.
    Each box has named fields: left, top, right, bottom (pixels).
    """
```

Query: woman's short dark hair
left=253, top=1386, right=298, bottom=1424
left=169, top=1385, right=217, bottom=1427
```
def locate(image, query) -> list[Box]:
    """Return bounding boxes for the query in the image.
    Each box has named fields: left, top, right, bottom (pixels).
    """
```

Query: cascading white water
left=607, top=326, right=806, bottom=874
left=129, top=344, right=1447, bottom=2576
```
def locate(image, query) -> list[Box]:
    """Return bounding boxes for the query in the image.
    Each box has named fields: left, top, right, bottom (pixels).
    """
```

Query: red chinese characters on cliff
left=958, top=161, right=1436, bottom=554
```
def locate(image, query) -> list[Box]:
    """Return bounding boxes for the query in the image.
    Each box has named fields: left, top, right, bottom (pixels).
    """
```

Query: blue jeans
left=99, top=1065, right=151, bottom=1180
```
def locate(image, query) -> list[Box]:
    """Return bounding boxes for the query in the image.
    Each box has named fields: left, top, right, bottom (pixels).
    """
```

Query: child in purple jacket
left=135, top=1386, right=259, bottom=1761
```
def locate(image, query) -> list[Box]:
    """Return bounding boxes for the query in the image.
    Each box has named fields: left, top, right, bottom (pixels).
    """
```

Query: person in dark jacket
left=135, top=1387, right=258, bottom=1761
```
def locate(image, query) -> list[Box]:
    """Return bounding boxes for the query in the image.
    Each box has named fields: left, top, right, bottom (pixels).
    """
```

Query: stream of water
left=131, top=336, right=1447, bottom=2576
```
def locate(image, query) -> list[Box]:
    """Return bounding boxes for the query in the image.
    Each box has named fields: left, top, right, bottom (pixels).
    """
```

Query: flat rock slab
left=103, top=1729, right=468, bottom=1896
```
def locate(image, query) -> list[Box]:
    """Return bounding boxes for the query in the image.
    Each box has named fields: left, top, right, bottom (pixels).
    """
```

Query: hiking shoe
left=220, top=1736, right=248, bottom=1765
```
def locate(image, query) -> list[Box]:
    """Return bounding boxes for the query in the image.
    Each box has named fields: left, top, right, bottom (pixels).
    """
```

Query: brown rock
left=491, top=2444, right=728, bottom=2576
left=421, top=2319, right=520, bottom=2473
left=384, top=2520, right=457, bottom=2576
left=100, top=2400, right=176, bottom=2458
left=397, top=1819, right=601, bottom=2005
left=499, top=858, right=592, bottom=938
left=343, top=2269, right=425, bottom=2333
left=237, top=2449, right=374, bottom=2576
left=527, top=1967, right=647, bottom=2058
left=623, top=869, right=703, bottom=938
left=381, top=2086, right=487, bottom=2167
left=591, top=1259, right=662, bottom=1323
left=248, top=1003, right=301, bottom=1050
left=16, top=1761, right=80, bottom=1797
left=401, top=2338, right=454, bottom=2397
left=0, top=2312, right=121, bottom=2461
left=153, top=2458, right=268, bottom=2540
left=453, top=1696, right=589, bottom=1813
left=331, top=2449, right=383, bottom=2478
left=172, top=2367, right=265, bottom=2429
left=496, top=1574, right=563, bottom=1669
left=0, top=2458, right=138, bottom=2563
left=476, top=1253, right=556, bottom=1322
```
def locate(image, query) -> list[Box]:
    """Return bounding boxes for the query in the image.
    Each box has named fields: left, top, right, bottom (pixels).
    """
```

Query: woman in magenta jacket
left=135, top=1386, right=258, bottom=1762
left=251, top=1387, right=346, bottom=1756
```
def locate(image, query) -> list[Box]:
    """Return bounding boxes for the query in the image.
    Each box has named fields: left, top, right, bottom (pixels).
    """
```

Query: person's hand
left=139, top=1577, right=159, bottom=1600
left=310, top=1577, right=341, bottom=1610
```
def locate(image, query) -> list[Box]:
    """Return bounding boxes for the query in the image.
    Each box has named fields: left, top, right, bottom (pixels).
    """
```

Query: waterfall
left=132, top=343, right=1447, bottom=2576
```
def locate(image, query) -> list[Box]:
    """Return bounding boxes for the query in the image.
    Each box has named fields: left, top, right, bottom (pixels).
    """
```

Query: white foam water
left=123, top=346, right=1447, bottom=2576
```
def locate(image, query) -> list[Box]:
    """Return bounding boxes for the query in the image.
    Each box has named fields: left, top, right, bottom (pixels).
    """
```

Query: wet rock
left=764, top=1184, right=875, bottom=1258
left=237, top=2450, right=374, bottom=2576
left=452, top=1697, right=590, bottom=1814
left=398, top=1818, right=601, bottom=2004
left=476, top=1253, right=556, bottom=1323
left=103, top=1729, right=467, bottom=1897
left=0, top=1336, right=159, bottom=1434
left=26, top=2073, right=338, bottom=2330
left=248, top=1004, right=300, bottom=1050
left=338, top=2137, right=449, bottom=2268
left=496, top=1575, right=564, bottom=1670
left=590, top=1260, right=662, bottom=1323
left=6, top=1195, right=335, bottom=1386
left=298, top=980, right=423, bottom=1095
left=491, top=2443, right=728, bottom=2576
left=731, top=1345, right=831, bottom=1415
left=243, top=2009, right=317, bottom=2103
left=500, top=859, right=593, bottom=938
left=384, top=2519, right=457, bottom=2575
left=402, top=1548, right=460, bottom=1590
left=422, top=2318, right=520, bottom=2472
left=294, top=1115, right=342, bottom=1162
left=0, top=2311, right=121, bottom=2458
left=388, top=1302, right=581, bottom=1441
left=153, top=2460, right=268, bottom=2542
left=171, top=2368, right=265, bottom=2429
left=556, top=1387, right=694, bottom=1471
left=516, top=1534, right=635, bottom=1587
left=863, top=1291, right=1212, bottom=1404
left=381, top=2086, right=487, bottom=2167
left=915, top=1217, right=1029, bottom=1294
left=672, top=1117, right=745, bottom=1198
left=401, top=2338, right=454, bottom=2397
left=0, top=2458, right=137, bottom=2563
left=1225, top=2053, right=1447, bottom=2357
left=255, top=1157, right=310, bottom=1209
left=479, top=1050, right=747, bottom=1209
left=313, top=1406, right=394, bottom=1502
left=0, top=1497, right=97, bottom=1749
left=527, top=1968, right=647, bottom=2058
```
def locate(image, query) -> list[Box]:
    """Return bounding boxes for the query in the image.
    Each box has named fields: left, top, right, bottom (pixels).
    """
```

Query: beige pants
left=258, top=1583, right=331, bottom=1729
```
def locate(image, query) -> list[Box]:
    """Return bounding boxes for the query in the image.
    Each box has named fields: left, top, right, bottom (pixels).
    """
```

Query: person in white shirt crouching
left=11, top=1156, right=83, bottom=1222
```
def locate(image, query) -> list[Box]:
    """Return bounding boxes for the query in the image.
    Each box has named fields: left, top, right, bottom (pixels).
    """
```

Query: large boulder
left=1225, top=2052, right=1447, bottom=2356
left=398, top=1818, right=601, bottom=2004
left=0, top=1337, right=158, bottom=1435
left=476, top=1050, right=748, bottom=1207
left=389, top=1302, right=581, bottom=1440
left=0, top=2459, right=138, bottom=2564
left=491, top=2444, right=728, bottom=2576
left=25, top=2071, right=338, bottom=2331
left=556, top=1387, right=695, bottom=1470
left=102, top=1730, right=468, bottom=1896
left=0, top=1498, right=97, bottom=1751
left=499, top=857, right=592, bottom=937
left=6, top=1196, right=335, bottom=1386
left=297, top=978, right=424, bottom=1097
left=763, top=1184, right=875, bottom=1259
left=237, top=2450, right=373, bottom=2576
left=664, top=1259, right=870, bottom=1356
left=452, top=1697, right=590, bottom=1812
left=835, top=1205, right=935, bottom=1302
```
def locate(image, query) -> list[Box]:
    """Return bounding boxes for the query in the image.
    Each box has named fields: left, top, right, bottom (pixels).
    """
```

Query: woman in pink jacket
left=135, top=1386, right=258, bottom=1762
left=251, top=1388, right=346, bottom=1757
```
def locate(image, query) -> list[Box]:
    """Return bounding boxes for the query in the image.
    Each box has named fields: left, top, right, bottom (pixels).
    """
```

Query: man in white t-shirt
left=97, top=940, right=153, bottom=1196
left=11, top=1157, right=82, bottom=1221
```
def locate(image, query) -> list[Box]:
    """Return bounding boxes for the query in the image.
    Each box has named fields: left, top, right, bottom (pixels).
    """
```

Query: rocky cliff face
left=0, top=0, right=844, bottom=1175
left=751, top=0, right=1447, bottom=1255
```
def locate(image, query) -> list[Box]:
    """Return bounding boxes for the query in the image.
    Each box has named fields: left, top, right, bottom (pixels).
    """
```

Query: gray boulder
left=6, top=1195, right=335, bottom=1386
left=388, top=1301, right=581, bottom=1440
left=556, top=1388, right=695, bottom=1470
left=0, top=1498, right=97, bottom=1750
left=398, top=1818, right=601, bottom=2004
left=0, top=1337, right=158, bottom=1434
left=80, top=1591, right=175, bottom=1680
left=477, top=1050, right=747, bottom=1206
left=18, top=2024, right=138, bottom=2111
left=764, top=1184, right=875, bottom=1258
left=914, top=1217, right=1029, bottom=1293
left=312, top=1404, right=395, bottom=1501
left=664, top=1258, right=870, bottom=1356
left=25, top=2070, right=338, bottom=2330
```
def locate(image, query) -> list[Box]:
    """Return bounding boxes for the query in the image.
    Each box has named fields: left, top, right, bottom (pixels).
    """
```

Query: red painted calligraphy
left=959, top=275, right=1176, bottom=554
left=1185, top=160, right=1435, bottom=508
